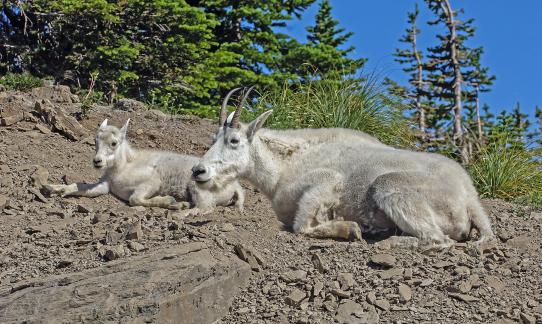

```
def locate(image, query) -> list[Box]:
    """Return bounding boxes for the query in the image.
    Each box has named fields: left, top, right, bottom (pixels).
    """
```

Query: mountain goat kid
left=45, top=119, right=244, bottom=212
left=192, top=88, right=495, bottom=248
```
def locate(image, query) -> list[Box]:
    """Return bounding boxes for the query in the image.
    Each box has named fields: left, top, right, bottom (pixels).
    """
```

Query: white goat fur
left=45, top=119, right=244, bottom=212
left=195, top=110, right=495, bottom=247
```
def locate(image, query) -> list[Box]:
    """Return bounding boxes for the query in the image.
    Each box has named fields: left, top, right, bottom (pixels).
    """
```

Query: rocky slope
left=0, top=87, right=540, bottom=323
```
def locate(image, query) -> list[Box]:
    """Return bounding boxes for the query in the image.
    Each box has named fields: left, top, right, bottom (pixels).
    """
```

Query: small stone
left=398, top=284, right=412, bottom=302
left=433, top=261, right=454, bottom=269
left=370, top=253, right=396, bottom=268
left=454, top=266, right=471, bottom=276
left=221, top=223, right=235, bottom=232
left=237, top=307, right=250, bottom=315
left=76, top=203, right=92, bottom=214
left=234, top=243, right=265, bottom=271
left=485, top=275, right=506, bottom=293
left=28, top=187, right=48, bottom=203
left=335, top=299, right=364, bottom=323
left=285, top=288, right=306, bottom=307
left=520, top=312, right=536, bottom=324
left=91, top=213, right=109, bottom=224
left=124, top=220, right=143, bottom=240
left=331, top=289, right=351, bottom=298
left=103, top=245, right=125, bottom=261
left=375, top=299, right=390, bottom=311
left=34, top=123, right=52, bottom=134
left=448, top=293, right=478, bottom=303
left=337, top=273, right=356, bottom=289
left=313, top=280, right=324, bottom=297
left=530, top=212, right=542, bottom=221
left=31, top=166, right=49, bottom=188
left=403, top=268, right=413, bottom=280
left=56, top=259, right=73, bottom=268
left=127, top=241, right=145, bottom=252
left=311, top=253, right=327, bottom=273
left=366, top=291, right=377, bottom=305
left=168, top=221, right=182, bottom=231
left=281, top=269, right=307, bottom=283
left=105, top=230, right=123, bottom=245
left=379, top=267, right=403, bottom=280
left=420, top=279, right=433, bottom=287
left=0, top=194, right=9, bottom=210
left=458, top=281, right=472, bottom=293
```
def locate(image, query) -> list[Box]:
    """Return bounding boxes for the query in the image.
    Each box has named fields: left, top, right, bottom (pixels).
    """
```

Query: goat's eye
left=111, top=141, right=117, bottom=147
left=230, top=138, right=240, bottom=145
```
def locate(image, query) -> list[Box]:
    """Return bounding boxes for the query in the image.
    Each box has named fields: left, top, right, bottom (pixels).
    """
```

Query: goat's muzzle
left=192, top=163, right=210, bottom=182
left=93, top=157, right=105, bottom=169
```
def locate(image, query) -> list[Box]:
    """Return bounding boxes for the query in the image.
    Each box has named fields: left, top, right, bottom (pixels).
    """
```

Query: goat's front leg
left=44, top=181, right=110, bottom=198
left=127, top=185, right=183, bottom=209
left=288, top=169, right=362, bottom=241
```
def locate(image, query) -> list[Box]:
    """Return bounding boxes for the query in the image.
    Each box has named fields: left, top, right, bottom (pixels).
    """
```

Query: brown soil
left=0, top=88, right=541, bottom=324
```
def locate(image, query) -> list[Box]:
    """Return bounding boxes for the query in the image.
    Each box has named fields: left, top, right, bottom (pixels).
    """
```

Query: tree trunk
left=411, top=16, right=426, bottom=137
left=475, top=84, right=483, bottom=142
left=441, top=0, right=468, bottom=164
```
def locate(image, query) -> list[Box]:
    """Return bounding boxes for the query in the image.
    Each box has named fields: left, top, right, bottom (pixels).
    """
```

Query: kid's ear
left=99, top=119, right=108, bottom=130
left=247, top=110, right=272, bottom=141
left=120, top=118, right=130, bottom=138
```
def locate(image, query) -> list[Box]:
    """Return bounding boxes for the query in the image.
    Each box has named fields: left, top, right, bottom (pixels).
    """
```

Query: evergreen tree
left=424, top=0, right=493, bottom=163
left=281, top=0, right=365, bottom=79
left=388, top=4, right=431, bottom=140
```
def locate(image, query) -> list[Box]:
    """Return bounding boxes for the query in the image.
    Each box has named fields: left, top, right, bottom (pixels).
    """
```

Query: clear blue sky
left=285, top=0, right=541, bottom=120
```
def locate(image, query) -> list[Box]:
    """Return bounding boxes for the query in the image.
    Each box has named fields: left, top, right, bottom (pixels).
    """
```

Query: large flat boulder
left=0, top=242, right=250, bottom=323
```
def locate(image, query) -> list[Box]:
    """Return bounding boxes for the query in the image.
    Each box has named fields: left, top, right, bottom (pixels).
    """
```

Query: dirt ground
left=0, top=88, right=541, bottom=324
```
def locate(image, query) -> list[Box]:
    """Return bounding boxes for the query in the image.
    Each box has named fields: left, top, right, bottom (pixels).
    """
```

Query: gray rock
left=221, top=223, right=235, bottom=232
left=28, top=188, right=48, bottom=203
left=520, top=312, right=536, bottom=324
left=398, top=284, right=412, bottom=302
left=370, top=253, right=396, bottom=268
left=76, top=203, right=92, bottom=214
left=375, top=299, right=390, bottom=311
left=0, top=195, right=9, bottom=210
left=31, top=166, right=49, bottom=188
left=448, top=293, right=478, bottom=303
left=0, top=242, right=250, bottom=324
left=124, top=220, right=143, bottom=241
left=127, top=241, right=145, bottom=252
left=285, top=288, right=306, bottom=307
left=313, top=280, right=324, bottom=297
left=91, top=213, right=109, bottom=224
left=114, top=98, right=147, bottom=112
left=103, top=245, right=126, bottom=261
left=281, top=270, right=307, bottom=283
left=335, top=299, right=364, bottom=323
left=337, top=273, right=355, bottom=290
left=311, top=253, right=327, bottom=273
left=234, top=243, right=265, bottom=271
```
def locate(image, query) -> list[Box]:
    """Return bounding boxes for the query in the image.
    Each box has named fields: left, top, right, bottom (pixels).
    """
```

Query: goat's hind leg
left=45, top=180, right=109, bottom=198
left=128, top=186, right=178, bottom=209
left=369, top=172, right=454, bottom=249
left=291, top=169, right=361, bottom=241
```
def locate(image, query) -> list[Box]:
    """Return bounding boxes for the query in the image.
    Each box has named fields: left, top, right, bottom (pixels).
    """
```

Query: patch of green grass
left=249, top=74, right=413, bottom=147
left=468, top=139, right=542, bottom=207
left=0, top=73, right=43, bottom=91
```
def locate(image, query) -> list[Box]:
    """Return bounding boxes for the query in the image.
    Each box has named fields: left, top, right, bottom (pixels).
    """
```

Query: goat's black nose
left=93, top=158, right=102, bottom=165
left=192, top=164, right=206, bottom=177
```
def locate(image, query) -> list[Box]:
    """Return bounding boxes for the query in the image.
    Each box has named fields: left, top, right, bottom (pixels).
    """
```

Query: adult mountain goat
left=46, top=119, right=244, bottom=213
left=192, top=88, right=495, bottom=248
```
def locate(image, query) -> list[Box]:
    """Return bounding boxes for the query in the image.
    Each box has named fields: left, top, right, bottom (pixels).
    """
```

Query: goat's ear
left=247, top=110, right=272, bottom=141
left=120, top=118, right=130, bottom=138
left=99, top=119, right=108, bottom=130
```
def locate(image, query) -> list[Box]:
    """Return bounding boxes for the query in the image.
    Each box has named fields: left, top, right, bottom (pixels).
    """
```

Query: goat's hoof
left=168, top=201, right=190, bottom=210
left=43, top=184, right=65, bottom=196
left=348, top=223, right=362, bottom=241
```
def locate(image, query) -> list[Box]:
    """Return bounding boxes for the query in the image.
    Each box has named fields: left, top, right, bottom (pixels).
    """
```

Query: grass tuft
left=0, top=73, right=43, bottom=91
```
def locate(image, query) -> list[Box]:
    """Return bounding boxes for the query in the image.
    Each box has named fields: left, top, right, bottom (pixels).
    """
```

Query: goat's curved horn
left=230, top=86, right=255, bottom=129
left=219, top=87, right=243, bottom=126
